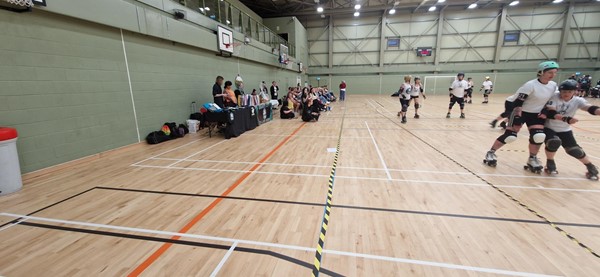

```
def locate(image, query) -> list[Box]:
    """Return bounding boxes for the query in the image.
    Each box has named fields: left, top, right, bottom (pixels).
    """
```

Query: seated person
left=280, top=100, right=295, bottom=119
left=223, top=81, right=237, bottom=108
left=302, top=96, right=320, bottom=122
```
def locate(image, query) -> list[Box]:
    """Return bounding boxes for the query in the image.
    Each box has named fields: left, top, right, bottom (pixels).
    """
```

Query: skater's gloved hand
left=565, top=117, right=578, bottom=124
left=554, top=114, right=563, bottom=121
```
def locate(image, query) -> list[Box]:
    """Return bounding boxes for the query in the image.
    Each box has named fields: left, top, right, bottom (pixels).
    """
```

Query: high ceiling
left=237, top=0, right=593, bottom=18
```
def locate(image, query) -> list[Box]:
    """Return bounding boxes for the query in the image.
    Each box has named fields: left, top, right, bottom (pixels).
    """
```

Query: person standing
left=483, top=61, right=560, bottom=171
left=409, top=77, right=426, bottom=118
left=465, top=77, right=474, bottom=104
left=212, top=76, right=225, bottom=108
left=397, top=75, right=412, bottom=124
left=270, top=81, right=280, bottom=105
left=447, top=73, right=468, bottom=119
left=541, top=79, right=600, bottom=179
left=481, top=76, right=493, bottom=104
left=339, top=80, right=347, bottom=101
left=223, top=80, right=237, bottom=107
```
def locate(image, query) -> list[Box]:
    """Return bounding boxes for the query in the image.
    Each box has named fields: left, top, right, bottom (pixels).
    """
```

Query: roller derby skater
left=480, top=76, right=493, bottom=104
left=466, top=77, right=474, bottom=104
left=541, top=79, right=600, bottom=180
left=483, top=61, right=560, bottom=169
left=398, top=75, right=413, bottom=124
left=448, top=72, right=468, bottom=119
left=409, top=77, right=426, bottom=119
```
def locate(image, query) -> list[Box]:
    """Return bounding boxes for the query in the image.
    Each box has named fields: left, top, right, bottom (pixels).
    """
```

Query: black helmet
left=457, top=72, right=465, bottom=77
left=559, top=79, right=578, bottom=91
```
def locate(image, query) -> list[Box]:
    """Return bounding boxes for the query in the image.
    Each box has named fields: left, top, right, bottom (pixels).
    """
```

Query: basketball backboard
left=217, top=25, right=234, bottom=55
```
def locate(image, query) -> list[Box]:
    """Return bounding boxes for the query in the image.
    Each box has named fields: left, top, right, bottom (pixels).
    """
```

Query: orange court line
left=128, top=122, right=307, bottom=276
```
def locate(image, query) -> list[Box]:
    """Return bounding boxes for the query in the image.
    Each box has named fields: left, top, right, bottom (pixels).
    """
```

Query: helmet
left=414, top=77, right=421, bottom=80
left=559, top=79, right=578, bottom=91
left=457, top=72, right=465, bottom=77
left=485, top=76, right=490, bottom=79
left=538, top=61, right=559, bottom=72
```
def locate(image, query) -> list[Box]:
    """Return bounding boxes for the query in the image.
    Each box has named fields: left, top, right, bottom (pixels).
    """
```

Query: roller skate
left=483, top=150, right=497, bottom=167
left=446, top=113, right=451, bottom=118
left=460, top=113, right=465, bottom=119
left=414, top=114, right=420, bottom=119
left=397, top=111, right=401, bottom=117
left=499, top=121, right=507, bottom=129
left=585, top=163, right=599, bottom=181
left=544, top=159, right=558, bottom=175
left=468, top=100, right=472, bottom=104
left=524, top=156, right=543, bottom=174
left=401, top=116, right=407, bottom=124
left=490, top=119, right=498, bottom=128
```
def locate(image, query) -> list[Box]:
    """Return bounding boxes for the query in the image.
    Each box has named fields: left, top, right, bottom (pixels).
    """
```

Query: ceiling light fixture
left=355, top=4, right=361, bottom=10
left=354, top=11, right=360, bottom=16
left=468, top=3, right=477, bottom=9
left=204, top=7, right=210, bottom=11
left=437, top=0, right=445, bottom=3
left=509, top=1, right=519, bottom=6
left=428, top=6, right=436, bottom=12
left=317, top=6, right=324, bottom=12
left=552, top=0, right=563, bottom=3
left=389, top=8, right=396, bottom=14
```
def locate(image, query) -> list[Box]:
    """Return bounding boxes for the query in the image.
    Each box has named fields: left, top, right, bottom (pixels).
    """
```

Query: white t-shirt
left=482, top=80, right=493, bottom=90
left=467, top=81, right=473, bottom=89
left=399, top=82, right=412, bottom=100
left=545, top=93, right=590, bottom=132
left=450, top=80, right=468, bottom=98
left=410, top=84, right=422, bottom=97
left=506, top=79, right=558, bottom=113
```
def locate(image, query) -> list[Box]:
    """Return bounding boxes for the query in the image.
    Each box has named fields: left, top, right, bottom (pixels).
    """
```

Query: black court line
left=0, top=187, right=96, bottom=229
left=95, top=186, right=600, bottom=229
left=18, top=222, right=344, bottom=277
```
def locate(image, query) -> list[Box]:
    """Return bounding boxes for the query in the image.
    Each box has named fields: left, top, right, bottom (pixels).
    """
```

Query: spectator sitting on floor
left=302, top=95, right=321, bottom=122
left=280, top=100, right=295, bottom=119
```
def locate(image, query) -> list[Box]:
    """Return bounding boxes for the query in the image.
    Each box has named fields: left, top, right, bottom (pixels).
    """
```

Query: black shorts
left=410, top=95, right=419, bottom=99
left=483, top=89, right=492, bottom=95
left=513, top=111, right=544, bottom=127
left=449, top=96, right=464, bottom=105
left=466, top=89, right=473, bottom=97
left=544, top=128, right=578, bottom=148
left=500, top=100, right=515, bottom=118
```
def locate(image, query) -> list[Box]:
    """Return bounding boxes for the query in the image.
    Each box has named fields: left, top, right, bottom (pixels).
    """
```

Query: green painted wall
left=0, top=9, right=298, bottom=173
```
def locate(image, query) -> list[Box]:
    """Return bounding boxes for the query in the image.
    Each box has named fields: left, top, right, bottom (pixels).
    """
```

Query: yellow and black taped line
left=374, top=104, right=600, bottom=259
left=311, top=141, right=340, bottom=277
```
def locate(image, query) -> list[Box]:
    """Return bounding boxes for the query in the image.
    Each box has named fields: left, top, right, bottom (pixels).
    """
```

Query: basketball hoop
left=3, top=0, right=33, bottom=6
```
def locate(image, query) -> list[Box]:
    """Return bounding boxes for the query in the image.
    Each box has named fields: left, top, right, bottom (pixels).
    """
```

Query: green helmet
left=538, top=61, right=559, bottom=72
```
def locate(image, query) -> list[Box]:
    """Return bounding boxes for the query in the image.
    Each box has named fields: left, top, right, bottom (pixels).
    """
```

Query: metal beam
left=558, top=0, right=574, bottom=63
left=328, top=15, right=334, bottom=68
left=434, top=8, right=444, bottom=66
left=379, top=11, right=387, bottom=67
left=494, top=6, right=507, bottom=64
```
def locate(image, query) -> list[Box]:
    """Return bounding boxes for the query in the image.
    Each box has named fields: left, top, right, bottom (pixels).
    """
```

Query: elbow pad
left=588, top=105, right=599, bottom=115
left=513, top=93, right=528, bottom=107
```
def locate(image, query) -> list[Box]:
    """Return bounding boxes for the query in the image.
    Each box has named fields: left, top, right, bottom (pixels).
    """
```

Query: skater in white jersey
left=397, top=75, right=413, bottom=124
left=409, top=77, right=426, bottom=119
left=447, top=72, right=468, bottom=119
left=541, top=79, right=600, bottom=180
left=483, top=61, right=559, bottom=173
left=481, top=76, right=493, bottom=104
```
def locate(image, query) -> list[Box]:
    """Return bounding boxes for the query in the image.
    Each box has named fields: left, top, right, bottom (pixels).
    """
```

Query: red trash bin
left=0, top=127, right=22, bottom=195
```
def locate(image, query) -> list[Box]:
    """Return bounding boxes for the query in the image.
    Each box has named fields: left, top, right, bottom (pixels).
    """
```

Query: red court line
left=128, top=123, right=306, bottom=276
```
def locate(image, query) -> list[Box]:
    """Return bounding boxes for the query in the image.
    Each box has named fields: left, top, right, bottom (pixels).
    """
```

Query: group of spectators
left=211, top=75, right=338, bottom=122
left=281, top=85, right=337, bottom=122
left=568, top=73, right=598, bottom=97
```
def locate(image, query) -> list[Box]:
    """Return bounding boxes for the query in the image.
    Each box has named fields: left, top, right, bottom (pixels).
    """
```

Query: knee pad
left=459, top=103, right=465, bottom=109
left=414, top=103, right=420, bottom=109
left=448, top=103, right=455, bottom=109
left=498, top=130, right=518, bottom=144
left=529, top=129, right=545, bottom=145
left=566, top=146, right=586, bottom=159
left=545, top=136, right=562, bottom=152
left=401, top=104, right=408, bottom=112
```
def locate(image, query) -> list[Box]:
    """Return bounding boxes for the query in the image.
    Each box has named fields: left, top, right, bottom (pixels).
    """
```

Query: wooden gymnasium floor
left=1, top=94, right=600, bottom=276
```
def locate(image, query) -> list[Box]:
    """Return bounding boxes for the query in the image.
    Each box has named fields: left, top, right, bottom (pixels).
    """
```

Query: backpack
left=178, top=124, right=189, bottom=135
left=146, top=131, right=171, bottom=144
left=164, top=122, right=184, bottom=138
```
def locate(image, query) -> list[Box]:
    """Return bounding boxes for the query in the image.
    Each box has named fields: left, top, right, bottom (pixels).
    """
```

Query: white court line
left=244, top=133, right=371, bottom=139
left=0, top=213, right=559, bottom=277
left=131, top=138, right=208, bottom=166
left=166, top=140, right=227, bottom=168
left=0, top=218, right=28, bottom=232
left=145, top=158, right=593, bottom=181
left=210, top=241, right=238, bottom=277
left=130, top=164, right=600, bottom=193
left=365, top=121, right=392, bottom=180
